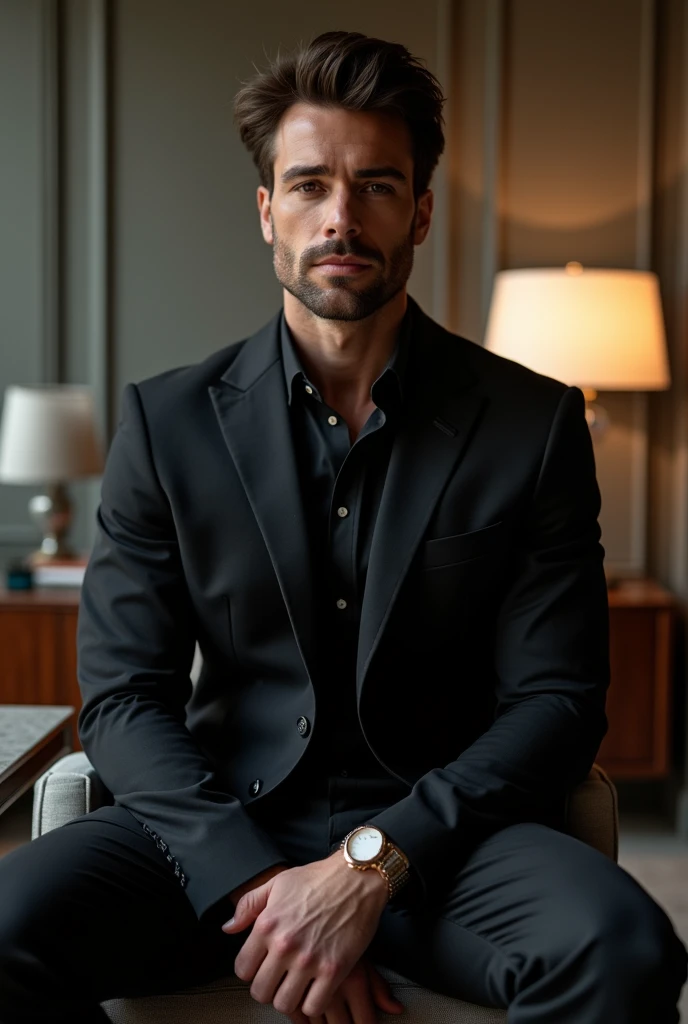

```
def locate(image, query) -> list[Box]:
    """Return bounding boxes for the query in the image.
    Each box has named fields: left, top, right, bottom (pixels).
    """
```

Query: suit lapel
left=208, top=311, right=317, bottom=684
left=356, top=308, right=487, bottom=696
left=208, top=301, right=488, bottom=698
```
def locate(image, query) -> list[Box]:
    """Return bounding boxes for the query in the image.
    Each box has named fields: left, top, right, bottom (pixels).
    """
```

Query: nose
left=322, top=188, right=362, bottom=240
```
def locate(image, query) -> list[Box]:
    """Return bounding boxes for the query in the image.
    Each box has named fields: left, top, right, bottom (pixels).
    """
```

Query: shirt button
left=337, top=506, right=348, bottom=518
left=328, top=415, right=338, bottom=426
left=296, top=715, right=310, bottom=737
left=336, top=598, right=347, bottom=610
left=305, top=385, right=313, bottom=395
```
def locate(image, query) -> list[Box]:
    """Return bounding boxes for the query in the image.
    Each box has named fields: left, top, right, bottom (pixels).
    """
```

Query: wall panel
left=450, top=0, right=662, bottom=576
left=0, top=0, right=58, bottom=559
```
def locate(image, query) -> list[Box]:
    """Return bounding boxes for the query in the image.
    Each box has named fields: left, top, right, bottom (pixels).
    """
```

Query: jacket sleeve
left=367, top=385, right=610, bottom=904
left=77, top=382, right=288, bottom=923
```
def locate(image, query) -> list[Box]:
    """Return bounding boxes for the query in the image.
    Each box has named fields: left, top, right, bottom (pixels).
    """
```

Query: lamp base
left=27, top=482, right=76, bottom=565
left=582, top=389, right=610, bottom=440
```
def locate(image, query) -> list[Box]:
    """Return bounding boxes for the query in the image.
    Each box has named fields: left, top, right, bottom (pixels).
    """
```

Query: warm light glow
left=484, top=267, right=670, bottom=390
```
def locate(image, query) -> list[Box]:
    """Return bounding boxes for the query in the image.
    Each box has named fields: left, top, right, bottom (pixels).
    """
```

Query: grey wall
left=0, top=0, right=59, bottom=559
left=2, top=0, right=687, bottom=583
left=0, top=0, right=449, bottom=562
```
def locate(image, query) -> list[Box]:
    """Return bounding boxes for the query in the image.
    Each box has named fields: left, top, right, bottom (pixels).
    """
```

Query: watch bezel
left=342, top=825, right=386, bottom=865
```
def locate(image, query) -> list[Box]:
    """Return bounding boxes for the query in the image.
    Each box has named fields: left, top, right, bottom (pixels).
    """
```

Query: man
left=0, top=29, right=686, bottom=1024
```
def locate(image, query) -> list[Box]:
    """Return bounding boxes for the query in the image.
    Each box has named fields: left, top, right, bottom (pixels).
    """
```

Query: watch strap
left=377, top=842, right=410, bottom=899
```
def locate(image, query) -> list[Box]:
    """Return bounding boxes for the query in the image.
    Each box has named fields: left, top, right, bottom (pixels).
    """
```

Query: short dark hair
left=233, top=31, right=446, bottom=200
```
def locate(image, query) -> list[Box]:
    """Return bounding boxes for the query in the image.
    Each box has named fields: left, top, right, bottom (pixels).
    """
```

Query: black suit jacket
left=77, top=295, right=610, bottom=921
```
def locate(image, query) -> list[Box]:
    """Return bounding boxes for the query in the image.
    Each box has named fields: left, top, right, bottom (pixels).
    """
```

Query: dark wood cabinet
left=0, top=579, right=677, bottom=778
left=0, top=588, right=81, bottom=750
left=598, top=579, right=675, bottom=779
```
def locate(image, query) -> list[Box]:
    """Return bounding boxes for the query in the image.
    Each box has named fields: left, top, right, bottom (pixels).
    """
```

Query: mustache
left=304, top=243, right=381, bottom=265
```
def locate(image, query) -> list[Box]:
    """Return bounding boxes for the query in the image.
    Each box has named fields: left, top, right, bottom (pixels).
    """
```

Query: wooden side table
left=597, top=579, right=675, bottom=779
left=0, top=588, right=81, bottom=750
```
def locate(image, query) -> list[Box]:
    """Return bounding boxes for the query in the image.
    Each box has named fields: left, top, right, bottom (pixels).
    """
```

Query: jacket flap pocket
left=422, top=521, right=505, bottom=569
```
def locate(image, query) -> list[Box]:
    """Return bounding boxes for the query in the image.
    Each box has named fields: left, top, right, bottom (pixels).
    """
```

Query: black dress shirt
left=279, top=304, right=414, bottom=788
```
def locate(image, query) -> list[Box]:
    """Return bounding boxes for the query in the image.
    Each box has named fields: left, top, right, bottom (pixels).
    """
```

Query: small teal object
left=6, top=560, right=33, bottom=590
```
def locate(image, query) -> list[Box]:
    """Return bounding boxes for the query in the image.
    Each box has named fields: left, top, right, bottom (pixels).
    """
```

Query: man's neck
left=283, top=290, right=407, bottom=415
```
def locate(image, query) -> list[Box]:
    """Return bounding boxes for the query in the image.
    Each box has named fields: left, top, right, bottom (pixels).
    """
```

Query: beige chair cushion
left=101, top=964, right=508, bottom=1023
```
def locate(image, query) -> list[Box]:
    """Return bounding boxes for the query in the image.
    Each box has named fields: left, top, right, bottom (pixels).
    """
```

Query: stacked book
left=32, top=557, right=88, bottom=588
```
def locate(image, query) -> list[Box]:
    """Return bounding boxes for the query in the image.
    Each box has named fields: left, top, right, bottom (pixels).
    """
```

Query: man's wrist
left=331, top=847, right=392, bottom=905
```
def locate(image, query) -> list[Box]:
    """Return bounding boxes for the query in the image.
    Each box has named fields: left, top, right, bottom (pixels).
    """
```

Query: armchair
left=32, top=754, right=618, bottom=1023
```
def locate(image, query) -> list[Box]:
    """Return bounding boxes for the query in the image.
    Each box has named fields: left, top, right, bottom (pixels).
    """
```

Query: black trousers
left=0, top=772, right=686, bottom=1023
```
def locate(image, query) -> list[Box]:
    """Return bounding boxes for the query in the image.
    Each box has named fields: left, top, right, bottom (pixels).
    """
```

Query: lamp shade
left=484, top=266, right=670, bottom=390
left=0, top=385, right=104, bottom=484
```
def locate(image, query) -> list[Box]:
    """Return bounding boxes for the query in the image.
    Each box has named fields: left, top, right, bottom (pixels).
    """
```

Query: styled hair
left=233, top=31, right=446, bottom=199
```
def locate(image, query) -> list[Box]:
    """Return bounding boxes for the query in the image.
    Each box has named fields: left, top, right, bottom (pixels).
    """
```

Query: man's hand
left=227, top=863, right=290, bottom=907
left=285, top=955, right=404, bottom=1024
left=221, top=850, right=390, bottom=1017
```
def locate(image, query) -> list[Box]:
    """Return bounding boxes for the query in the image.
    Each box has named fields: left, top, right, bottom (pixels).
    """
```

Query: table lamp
left=0, top=385, right=105, bottom=565
left=483, top=263, right=671, bottom=435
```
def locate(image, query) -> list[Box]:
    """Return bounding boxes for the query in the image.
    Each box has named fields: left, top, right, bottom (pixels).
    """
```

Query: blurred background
left=1, top=0, right=687, bottom=1009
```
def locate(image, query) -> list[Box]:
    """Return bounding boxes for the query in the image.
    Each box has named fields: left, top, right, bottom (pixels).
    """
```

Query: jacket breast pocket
left=422, top=521, right=505, bottom=570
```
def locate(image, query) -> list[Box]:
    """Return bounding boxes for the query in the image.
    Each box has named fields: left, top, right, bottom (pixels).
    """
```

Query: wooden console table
left=597, top=578, right=675, bottom=779
left=0, top=579, right=678, bottom=778
left=0, top=588, right=80, bottom=750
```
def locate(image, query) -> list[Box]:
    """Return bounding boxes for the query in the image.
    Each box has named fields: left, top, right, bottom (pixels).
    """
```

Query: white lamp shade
left=0, top=385, right=105, bottom=484
left=484, top=267, right=670, bottom=390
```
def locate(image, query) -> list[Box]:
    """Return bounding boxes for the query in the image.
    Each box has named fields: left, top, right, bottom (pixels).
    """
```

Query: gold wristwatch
left=340, top=824, right=410, bottom=901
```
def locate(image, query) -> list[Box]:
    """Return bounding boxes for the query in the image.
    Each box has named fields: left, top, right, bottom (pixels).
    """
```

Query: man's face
left=257, top=103, right=433, bottom=321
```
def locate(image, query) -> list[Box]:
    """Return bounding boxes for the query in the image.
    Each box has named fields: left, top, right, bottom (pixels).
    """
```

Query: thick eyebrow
left=280, top=164, right=407, bottom=184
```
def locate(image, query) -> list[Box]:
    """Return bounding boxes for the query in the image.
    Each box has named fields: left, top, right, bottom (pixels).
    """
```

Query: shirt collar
left=280, top=301, right=414, bottom=408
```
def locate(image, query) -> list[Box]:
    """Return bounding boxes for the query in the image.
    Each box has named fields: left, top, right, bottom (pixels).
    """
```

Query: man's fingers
left=338, top=965, right=378, bottom=1024
left=365, top=960, right=404, bottom=1013
left=270, top=967, right=317, bottom=1015
left=300, top=966, right=349, bottom=1019
left=287, top=1011, right=313, bottom=1024
left=314, top=992, right=351, bottom=1024
left=233, top=927, right=271, bottom=985
left=222, top=881, right=271, bottom=933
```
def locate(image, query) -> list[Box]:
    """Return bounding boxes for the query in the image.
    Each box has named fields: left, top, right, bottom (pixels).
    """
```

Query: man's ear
left=257, top=186, right=274, bottom=245
left=413, top=189, right=434, bottom=246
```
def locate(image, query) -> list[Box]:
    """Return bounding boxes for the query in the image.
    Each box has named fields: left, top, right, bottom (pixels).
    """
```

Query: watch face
left=348, top=826, right=384, bottom=863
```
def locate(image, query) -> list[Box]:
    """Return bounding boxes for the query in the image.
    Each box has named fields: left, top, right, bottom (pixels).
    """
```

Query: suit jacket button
left=296, top=716, right=310, bottom=737
left=249, top=778, right=263, bottom=796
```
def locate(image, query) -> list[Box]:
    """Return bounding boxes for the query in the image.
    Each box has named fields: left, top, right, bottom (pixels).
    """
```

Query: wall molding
left=0, top=0, right=61, bottom=552
left=666, top=0, right=688, bottom=604
left=668, top=0, right=688, bottom=836
left=431, top=0, right=452, bottom=326
left=40, top=0, right=59, bottom=384
left=81, top=0, right=112, bottom=550
left=85, top=0, right=111, bottom=447
left=621, top=0, right=658, bottom=578
left=479, top=0, right=504, bottom=337
left=636, top=0, right=656, bottom=272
